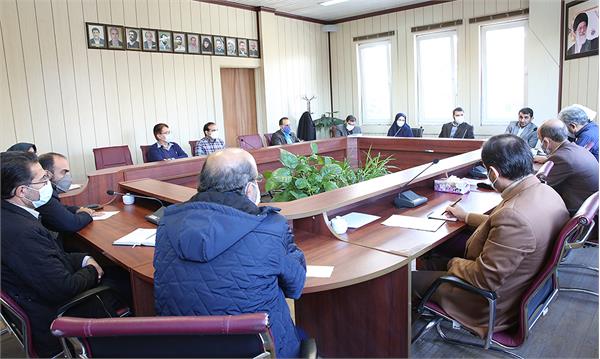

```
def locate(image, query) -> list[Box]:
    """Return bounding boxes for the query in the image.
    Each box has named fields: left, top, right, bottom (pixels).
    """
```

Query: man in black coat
left=439, top=107, right=475, bottom=139
left=1, top=151, right=103, bottom=357
left=37, top=152, right=95, bottom=233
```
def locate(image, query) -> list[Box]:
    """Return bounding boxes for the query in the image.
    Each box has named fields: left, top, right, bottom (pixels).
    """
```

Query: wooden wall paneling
left=423, top=4, right=433, bottom=25
left=433, top=3, right=444, bottom=23
left=508, top=0, right=522, bottom=11
left=568, top=60, right=579, bottom=108
left=473, top=0, right=486, bottom=17
left=322, top=25, right=330, bottom=117
left=209, top=3, right=220, bottom=34
left=17, top=0, right=53, bottom=154
left=349, top=20, right=358, bottom=119
left=469, top=1, right=482, bottom=124
left=405, top=9, right=416, bottom=123
left=330, top=29, right=339, bottom=115
left=396, top=10, right=408, bottom=116
left=443, top=1, right=454, bottom=21
left=372, top=14, right=382, bottom=34
left=249, top=8, right=258, bottom=39
left=202, top=57, right=215, bottom=127
left=484, top=0, right=497, bottom=15
left=333, top=24, right=345, bottom=116
left=414, top=6, right=424, bottom=27
left=51, top=0, right=86, bottom=176
left=587, top=57, right=599, bottom=111
left=521, top=0, right=530, bottom=9
left=171, top=0, right=191, bottom=148
left=577, top=58, right=590, bottom=107
left=561, top=61, right=569, bottom=107
left=1, top=0, right=35, bottom=144
left=496, top=0, right=510, bottom=13
left=459, top=1, right=471, bottom=119
left=453, top=0, right=464, bottom=20
left=0, top=21, right=18, bottom=149
left=196, top=1, right=207, bottom=34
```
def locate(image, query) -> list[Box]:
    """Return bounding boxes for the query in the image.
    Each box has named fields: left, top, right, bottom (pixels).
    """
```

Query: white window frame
left=357, top=38, right=392, bottom=125
left=480, top=19, right=528, bottom=125
left=415, top=29, right=458, bottom=125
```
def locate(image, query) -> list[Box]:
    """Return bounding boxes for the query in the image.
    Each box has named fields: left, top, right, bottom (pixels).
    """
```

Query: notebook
left=113, top=228, right=156, bottom=247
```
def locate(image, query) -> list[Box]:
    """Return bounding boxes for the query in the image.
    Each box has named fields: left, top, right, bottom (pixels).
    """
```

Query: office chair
left=535, top=160, right=554, bottom=184
left=264, top=133, right=273, bottom=147
left=188, top=140, right=199, bottom=156
left=139, top=145, right=152, bottom=163
left=237, top=134, right=264, bottom=150
left=51, top=313, right=318, bottom=358
left=413, top=193, right=599, bottom=358
left=93, top=145, right=134, bottom=170
left=411, top=127, right=424, bottom=138
left=558, top=191, right=599, bottom=297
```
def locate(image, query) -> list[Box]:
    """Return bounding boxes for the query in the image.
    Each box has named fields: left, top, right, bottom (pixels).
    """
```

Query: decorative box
left=434, top=176, right=471, bottom=194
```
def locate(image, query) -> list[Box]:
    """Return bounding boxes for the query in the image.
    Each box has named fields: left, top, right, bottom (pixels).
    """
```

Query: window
left=481, top=20, right=527, bottom=125
left=357, top=40, right=392, bottom=124
left=416, top=30, right=457, bottom=124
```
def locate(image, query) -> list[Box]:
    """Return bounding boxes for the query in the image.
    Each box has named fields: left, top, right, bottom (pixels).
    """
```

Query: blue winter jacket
left=153, top=191, right=306, bottom=358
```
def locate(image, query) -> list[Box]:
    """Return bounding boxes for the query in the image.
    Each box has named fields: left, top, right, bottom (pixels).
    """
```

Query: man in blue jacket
left=559, top=104, right=599, bottom=161
left=154, top=148, right=307, bottom=358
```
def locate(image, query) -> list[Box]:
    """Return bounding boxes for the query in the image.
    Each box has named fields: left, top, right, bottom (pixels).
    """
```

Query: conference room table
left=74, top=147, right=501, bottom=358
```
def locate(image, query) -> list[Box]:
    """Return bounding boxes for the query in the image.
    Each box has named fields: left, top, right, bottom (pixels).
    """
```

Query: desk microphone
left=106, top=190, right=166, bottom=225
left=239, top=138, right=258, bottom=150
left=393, top=159, right=439, bottom=208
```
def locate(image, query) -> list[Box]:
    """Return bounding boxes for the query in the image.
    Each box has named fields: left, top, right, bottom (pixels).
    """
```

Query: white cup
left=122, top=193, right=135, bottom=205
left=330, top=216, right=348, bottom=234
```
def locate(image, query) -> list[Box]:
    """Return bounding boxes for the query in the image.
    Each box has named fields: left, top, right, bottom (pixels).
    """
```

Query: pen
left=442, top=197, right=463, bottom=215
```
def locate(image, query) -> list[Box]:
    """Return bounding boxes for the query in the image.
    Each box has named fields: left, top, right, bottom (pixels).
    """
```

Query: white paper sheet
left=340, top=212, right=380, bottom=228
left=381, top=215, right=445, bottom=232
left=92, top=211, right=119, bottom=221
left=306, top=265, right=334, bottom=278
left=113, top=228, right=156, bottom=247
left=68, top=184, right=82, bottom=190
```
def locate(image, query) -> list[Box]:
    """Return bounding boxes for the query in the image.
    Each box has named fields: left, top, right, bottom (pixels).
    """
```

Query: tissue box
left=434, top=177, right=471, bottom=194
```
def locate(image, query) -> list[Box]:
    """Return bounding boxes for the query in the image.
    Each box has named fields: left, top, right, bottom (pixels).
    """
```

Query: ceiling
left=220, top=0, right=430, bottom=22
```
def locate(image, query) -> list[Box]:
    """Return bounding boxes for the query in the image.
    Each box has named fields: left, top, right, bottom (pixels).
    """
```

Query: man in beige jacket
left=413, top=134, right=569, bottom=337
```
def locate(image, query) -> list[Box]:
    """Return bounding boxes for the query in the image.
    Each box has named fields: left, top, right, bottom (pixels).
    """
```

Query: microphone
left=107, top=190, right=166, bottom=225
left=393, top=159, right=439, bottom=208
left=239, top=138, right=258, bottom=150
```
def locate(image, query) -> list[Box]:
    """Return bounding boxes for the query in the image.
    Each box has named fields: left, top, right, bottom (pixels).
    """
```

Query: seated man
left=558, top=104, right=599, bottom=161
left=1, top=151, right=104, bottom=357
left=147, top=123, right=188, bottom=162
left=505, top=107, right=538, bottom=148
left=535, top=119, right=599, bottom=214
left=335, top=115, right=362, bottom=137
left=439, top=107, right=474, bottom=139
left=270, top=117, right=300, bottom=145
left=37, top=152, right=97, bottom=233
left=195, top=122, right=225, bottom=156
left=413, top=134, right=569, bottom=338
left=154, top=148, right=306, bottom=358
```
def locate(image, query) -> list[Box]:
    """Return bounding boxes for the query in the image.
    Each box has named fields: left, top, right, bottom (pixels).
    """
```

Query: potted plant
left=313, top=111, right=344, bottom=138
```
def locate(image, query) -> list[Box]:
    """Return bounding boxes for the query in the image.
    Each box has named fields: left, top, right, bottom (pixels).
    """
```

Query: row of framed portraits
left=86, top=22, right=260, bottom=57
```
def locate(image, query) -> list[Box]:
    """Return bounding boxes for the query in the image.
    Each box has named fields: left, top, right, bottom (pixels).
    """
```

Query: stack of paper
left=92, top=211, right=119, bottom=221
left=306, top=265, right=334, bottom=278
left=113, top=228, right=156, bottom=247
left=381, top=215, right=445, bottom=232
left=340, top=212, right=380, bottom=228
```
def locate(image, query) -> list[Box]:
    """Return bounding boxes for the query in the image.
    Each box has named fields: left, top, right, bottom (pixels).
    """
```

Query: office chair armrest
left=300, top=338, right=317, bottom=359
left=417, top=275, right=497, bottom=314
left=56, top=286, right=115, bottom=317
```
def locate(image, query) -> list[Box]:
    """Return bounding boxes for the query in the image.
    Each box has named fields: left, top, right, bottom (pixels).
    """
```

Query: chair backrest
left=508, top=191, right=599, bottom=347
left=535, top=160, right=554, bottom=184
left=139, top=145, right=152, bottom=163
left=263, top=133, right=273, bottom=147
left=1, top=290, right=38, bottom=358
left=411, top=127, right=424, bottom=138
left=189, top=140, right=199, bottom=156
left=237, top=135, right=264, bottom=150
left=51, top=313, right=275, bottom=358
left=93, top=145, right=134, bottom=170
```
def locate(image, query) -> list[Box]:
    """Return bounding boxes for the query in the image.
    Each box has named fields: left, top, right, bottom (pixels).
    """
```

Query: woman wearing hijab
left=7, top=142, right=37, bottom=153
left=387, top=113, right=413, bottom=137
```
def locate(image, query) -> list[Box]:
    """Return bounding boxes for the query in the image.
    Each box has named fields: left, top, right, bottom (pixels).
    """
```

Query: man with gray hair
left=153, top=148, right=307, bottom=358
left=558, top=104, right=599, bottom=161
left=535, top=119, right=598, bottom=214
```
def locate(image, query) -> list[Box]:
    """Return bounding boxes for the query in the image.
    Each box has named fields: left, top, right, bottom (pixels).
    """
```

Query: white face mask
left=245, top=181, right=261, bottom=205
left=346, top=125, right=355, bottom=131
left=487, top=167, right=499, bottom=192
left=209, top=130, right=219, bottom=139
left=454, top=115, right=464, bottom=124
left=163, top=133, right=172, bottom=143
left=25, top=181, right=53, bottom=208
left=396, top=120, right=405, bottom=127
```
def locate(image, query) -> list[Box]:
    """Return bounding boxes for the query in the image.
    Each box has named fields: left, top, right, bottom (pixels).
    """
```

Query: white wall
left=330, top=0, right=567, bottom=137
left=0, top=0, right=331, bottom=181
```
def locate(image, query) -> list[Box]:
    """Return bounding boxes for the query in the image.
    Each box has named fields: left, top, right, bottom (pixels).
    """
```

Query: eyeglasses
left=29, top=170, right=52, bottom=186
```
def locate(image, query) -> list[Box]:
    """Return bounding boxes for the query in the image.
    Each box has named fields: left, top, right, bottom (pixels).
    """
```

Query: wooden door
left=220, top=68, right=257, bottom=147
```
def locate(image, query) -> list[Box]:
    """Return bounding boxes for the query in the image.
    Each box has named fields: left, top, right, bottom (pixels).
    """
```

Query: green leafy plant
left=263, top=143, right=394, bottom=202
left=313, top=111, right=344, bottom=129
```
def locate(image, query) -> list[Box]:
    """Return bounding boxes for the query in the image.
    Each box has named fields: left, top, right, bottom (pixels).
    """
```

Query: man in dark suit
left=335, top=115, right=363, bottom=137
left=504, top=107, right=538, bottom=148
left=535, top=119, right=599, bottom=214
left=37, top=152, right=96, bottom=233
left=439, top=107, right=475, bottom=139
left=1, top=151, right=103, bottom=357
left=270, top=117, right=300, bottom=146
left=88, top=27, right=104, bottom=47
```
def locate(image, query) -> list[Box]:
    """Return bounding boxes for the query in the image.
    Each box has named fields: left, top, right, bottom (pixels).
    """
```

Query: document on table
left=381, top=215, right=445, bottom=232
left=341, top=212, right=380, bottom=228
left=68, top=184, right=82, bottom=190
left=113, top=228, right=156, bottom=247
left=92, top=211, right=119, bottom=221
left=306, top=265, right=334, bottom=278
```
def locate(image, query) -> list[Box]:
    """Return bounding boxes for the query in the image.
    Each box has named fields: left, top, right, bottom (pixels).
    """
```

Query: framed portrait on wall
left=187, top=34, right=200, bottom=54
left=226, top=37, right=237, bottom=56
left=201, top=35, right=213, bottom=54
left=173, top=32, right=187, bottom=53
left=125, top=28, right=142, bottom=50
left=106, top=25, right=125, bottom=49
left=214, top=36, right=226, bottom=55
left=87, top=23, right=106, bottom=49
left=142, top=29, right=157, bottom=51
left=564, top=0, right=599, bottom=60
left=237, top=38, right=248, bottom=57
left=248, top=39, right=259, bottom=58
left=158, top=30, right=173, bottom=52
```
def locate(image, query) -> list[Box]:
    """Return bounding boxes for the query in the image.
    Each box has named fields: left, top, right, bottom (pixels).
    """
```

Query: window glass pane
left=482, top=21, right=527, bottom=124
left=416, top=31, right=457, bottom=124
left=358, top=41, right=391, bottom=124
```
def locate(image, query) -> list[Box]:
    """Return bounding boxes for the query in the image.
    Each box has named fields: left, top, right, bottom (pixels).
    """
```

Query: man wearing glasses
left=195, top=122, right=225, bottom=156
left=1, top=151, right=105, bottom=357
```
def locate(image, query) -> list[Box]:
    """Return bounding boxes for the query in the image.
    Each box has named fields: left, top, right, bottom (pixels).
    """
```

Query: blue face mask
left=282, top=126, right=291, bottom=135
left=25, top=181, right=53, bottom=208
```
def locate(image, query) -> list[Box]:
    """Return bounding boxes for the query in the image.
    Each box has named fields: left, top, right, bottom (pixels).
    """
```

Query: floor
left=2, top=247, right=597, bottom=358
